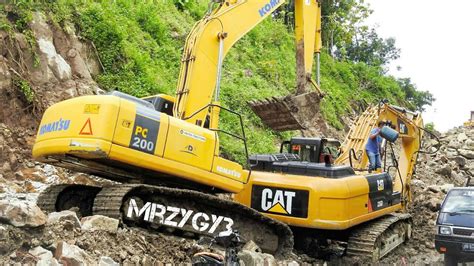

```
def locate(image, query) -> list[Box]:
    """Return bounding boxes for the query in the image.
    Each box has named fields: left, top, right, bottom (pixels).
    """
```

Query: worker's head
left=377, top=121, right=385, bottom=128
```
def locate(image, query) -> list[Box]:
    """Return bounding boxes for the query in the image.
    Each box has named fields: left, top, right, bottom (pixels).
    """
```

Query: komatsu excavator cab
left=142, top=94, right=175, bottom=116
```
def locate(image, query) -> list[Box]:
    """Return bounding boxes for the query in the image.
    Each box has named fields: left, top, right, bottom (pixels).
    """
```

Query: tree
left=344, top=28, right=400, bottom=67
left=397, top=78, right=435, bottom=112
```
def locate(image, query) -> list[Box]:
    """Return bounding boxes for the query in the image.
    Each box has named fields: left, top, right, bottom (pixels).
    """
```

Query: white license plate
left=462, top=243, right=474, bottom=251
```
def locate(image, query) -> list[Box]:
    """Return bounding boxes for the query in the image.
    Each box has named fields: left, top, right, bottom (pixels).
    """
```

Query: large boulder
left=0, top=199, right=46, bottom=227
left=81, top=215, right=119, bottom=233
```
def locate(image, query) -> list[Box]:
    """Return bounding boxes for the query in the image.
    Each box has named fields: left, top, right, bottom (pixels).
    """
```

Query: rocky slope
left=0, top=11, right=109, bottom=196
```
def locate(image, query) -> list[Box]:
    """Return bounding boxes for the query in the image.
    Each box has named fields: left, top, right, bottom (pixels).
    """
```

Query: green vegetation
left=2, top=1, right=434, bottom=163
left=425, top=122, right=436, bottom=132
left=14, top=78, right=35, bottom=104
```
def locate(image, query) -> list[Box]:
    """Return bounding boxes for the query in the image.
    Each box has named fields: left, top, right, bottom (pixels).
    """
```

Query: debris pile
left=0, top=205, right=198, bottom=265
left=382, top=125, right=474, bottom=264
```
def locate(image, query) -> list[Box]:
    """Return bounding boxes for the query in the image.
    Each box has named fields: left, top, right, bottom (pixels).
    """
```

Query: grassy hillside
left=4, top=1, right=419, bottom=163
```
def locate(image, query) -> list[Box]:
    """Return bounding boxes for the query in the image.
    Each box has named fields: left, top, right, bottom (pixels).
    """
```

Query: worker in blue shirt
left=366, top=121, right=384, bottom=172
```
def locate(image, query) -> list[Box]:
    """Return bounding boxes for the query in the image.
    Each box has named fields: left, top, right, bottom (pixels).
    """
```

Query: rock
left=452, top=156, right=467, bottom=167
left=243, top=240, right=262, bottom=253
left=81, top=215, right=119, bottom=233
left=55, top=241, right=94, bottom=265
left=439, top=155, right=449, bottom=163
left=445, top=150, right=458, bottom=157
left=435, top=165, right=452, bottom=177
left=140, top=255, right=157, bottom=265
left=261, top=253, right=276, bottom=265
left=29, top=246, right=59, bottom=266
left=0, top=225, right=9, bottom=254
left=0, top=199, right=46, bottom=227
left=238, top=250, right=264, bottom=266
left=427, top=185, right=440, bottom=193
left=440, top=184, right=454, bottom=193
left=426, top=197, right=442, bottom=212
left=459, top=149, right=474, bottom=159
left=447, top=140, right=461, bottom=149
left=119, top=250, right=128, bottom=260
left=457, top=132, right=468, bottom=142
left=99, top=256, right=120, bottom=266
left=47, top=210, right=81, bottom=228
left=466, top=139, right=474, bottom=149
left=411, top=179, right=426, bottom=188
left=0, top=58, right=12, bottom=90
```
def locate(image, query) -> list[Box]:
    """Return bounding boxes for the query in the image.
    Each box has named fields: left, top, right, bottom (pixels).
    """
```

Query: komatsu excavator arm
left=174, top=0, right=322, bottom=128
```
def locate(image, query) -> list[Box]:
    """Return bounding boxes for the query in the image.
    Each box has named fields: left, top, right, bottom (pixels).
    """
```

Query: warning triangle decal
left=268, top=202, right=288, bottom=214
left=79, top=118, right=93, bottom=135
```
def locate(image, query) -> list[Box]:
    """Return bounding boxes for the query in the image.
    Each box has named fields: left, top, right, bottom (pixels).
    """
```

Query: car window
left=441, top=190, right=474, bottom=213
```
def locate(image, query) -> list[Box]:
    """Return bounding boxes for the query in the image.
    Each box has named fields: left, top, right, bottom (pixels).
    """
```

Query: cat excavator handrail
left=173, top=0, right=322, bottom=129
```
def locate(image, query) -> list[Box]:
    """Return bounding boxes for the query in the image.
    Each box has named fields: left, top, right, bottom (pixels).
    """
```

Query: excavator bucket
left=249, top=91, right=326, bottom=133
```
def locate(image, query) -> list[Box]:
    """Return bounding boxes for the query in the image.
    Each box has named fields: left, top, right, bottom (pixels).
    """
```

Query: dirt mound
left=0, top=214, right=195, bottom=264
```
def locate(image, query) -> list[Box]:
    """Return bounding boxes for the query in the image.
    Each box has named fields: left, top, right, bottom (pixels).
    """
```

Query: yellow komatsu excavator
left=34, top=0, right=324, bottom=257
left=32, top=0, right=427, bottom=261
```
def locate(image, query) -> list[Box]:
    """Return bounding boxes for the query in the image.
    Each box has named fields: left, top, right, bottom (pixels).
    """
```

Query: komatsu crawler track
left=37, top=184, right=293, bottom=257
left=346, top=213, right=412, bottom=262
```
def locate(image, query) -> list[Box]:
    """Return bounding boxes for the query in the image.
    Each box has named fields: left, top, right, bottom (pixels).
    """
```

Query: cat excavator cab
left=249, top=137, right=341, bottom=172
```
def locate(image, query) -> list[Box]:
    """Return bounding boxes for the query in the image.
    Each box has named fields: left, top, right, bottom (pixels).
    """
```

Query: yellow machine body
left=234, top=171, right=401, bottom=230
left=33, top=94, right=246, bottom=193
left=234, top=103, right=424, bottom=230
left=464, top=111, right=474, bottom=127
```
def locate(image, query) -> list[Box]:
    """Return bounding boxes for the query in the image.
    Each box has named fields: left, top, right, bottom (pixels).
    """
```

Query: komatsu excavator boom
left=174, top=0, right=323, bottom=130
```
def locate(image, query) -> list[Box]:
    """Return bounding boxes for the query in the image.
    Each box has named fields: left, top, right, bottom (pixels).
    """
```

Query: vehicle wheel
left=444, top=254, right=458, bottom=266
